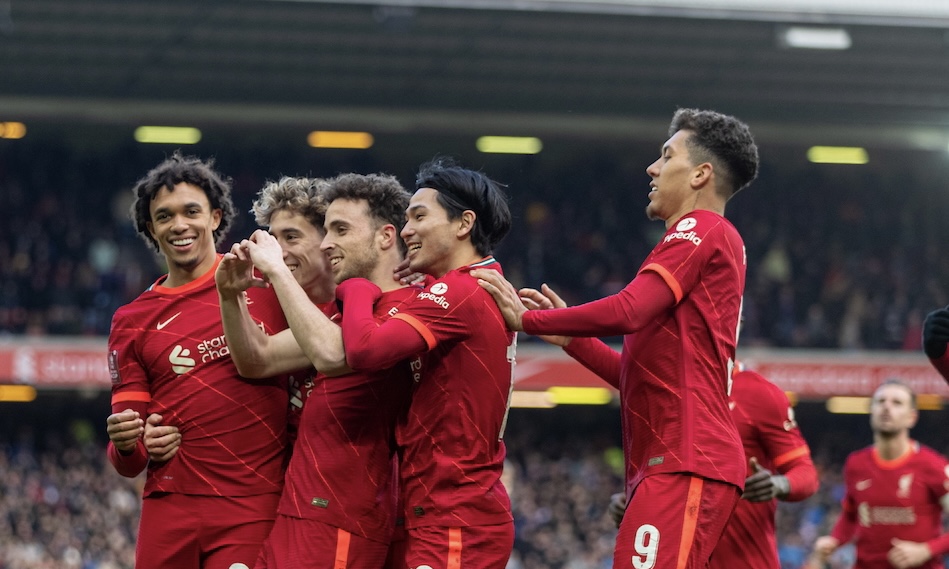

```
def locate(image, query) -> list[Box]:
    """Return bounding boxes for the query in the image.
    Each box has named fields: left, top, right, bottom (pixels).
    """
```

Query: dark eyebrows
left=270, top=227, right=300, bottom=237
left=324, top=217, right=349, bottom=232
left=154, top=201, right=204, bottom=214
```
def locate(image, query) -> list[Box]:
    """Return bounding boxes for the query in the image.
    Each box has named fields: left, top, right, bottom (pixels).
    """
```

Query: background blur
left=3, top=1, right=949, bottom=567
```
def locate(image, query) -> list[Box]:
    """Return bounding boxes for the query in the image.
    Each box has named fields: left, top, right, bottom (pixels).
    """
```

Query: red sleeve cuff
left=927, top=533, right=949, bottom=557
left=781, top=453, right=819, bottom=502
left=830, top=507, right=857, bottom=544
left=107, top=440, right=148, bottom=478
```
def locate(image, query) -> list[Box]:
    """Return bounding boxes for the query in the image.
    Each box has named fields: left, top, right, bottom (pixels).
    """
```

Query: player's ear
left=690, top=162, right=714, bottom=190
left=456, top=210, right=476, bottom=238
left=377, top=223, right=398, bottom=250
left=211, top=208, right=222, bottom=231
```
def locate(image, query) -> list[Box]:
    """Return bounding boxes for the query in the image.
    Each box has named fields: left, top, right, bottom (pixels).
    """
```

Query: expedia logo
left=676, top=217, right=697, bottom=231
left=418, top=291, right=450, bottom=309
left=663, top=230, right=702, bottom=246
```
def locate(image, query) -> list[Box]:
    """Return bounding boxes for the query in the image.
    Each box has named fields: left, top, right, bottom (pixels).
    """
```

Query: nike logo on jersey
left=856, top=479, right=872, bottom=491
left=157, top=312, right=182, bottom=330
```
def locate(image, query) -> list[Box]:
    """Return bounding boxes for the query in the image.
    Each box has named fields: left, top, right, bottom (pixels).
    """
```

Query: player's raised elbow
left=232, top=355, right=274, bottom=379
left=306, top=342, right=349, bottom=377
left=343, top=343, right=388, bottom=372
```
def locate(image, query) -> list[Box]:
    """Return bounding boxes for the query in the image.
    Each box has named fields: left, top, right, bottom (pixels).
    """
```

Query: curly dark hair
left=415, top=157, right=512, bottom=256
left=669, top=108, right=759, bottom=199
left=323, top=173, right=411, bottom=255
left=252, top=176, right=329, bottom=230
left=129, top=151, right=236, bottom=252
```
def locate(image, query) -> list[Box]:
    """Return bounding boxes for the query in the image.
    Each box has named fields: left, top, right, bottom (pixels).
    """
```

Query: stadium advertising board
left=0, top=339, right=946, bottom=398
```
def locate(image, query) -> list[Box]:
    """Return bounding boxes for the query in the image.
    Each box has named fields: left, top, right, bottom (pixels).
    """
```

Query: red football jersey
left=278, top=287, right=415, bottom=541
left=108, top=257, right=291, bottom=497
left=711, top=369, right=812, bottom=569
left=285, top=301, right=337, bottom=448
left=832, top=443, right=949, bottom=569
left=526, top=210, right=746, bottom=494
left=387, top=257, right=516, bottom=528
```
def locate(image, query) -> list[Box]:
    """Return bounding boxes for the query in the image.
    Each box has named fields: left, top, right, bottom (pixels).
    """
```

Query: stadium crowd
left=2, top=403, right=947, bottom=569
left=2, top=138, right=948, bottom=349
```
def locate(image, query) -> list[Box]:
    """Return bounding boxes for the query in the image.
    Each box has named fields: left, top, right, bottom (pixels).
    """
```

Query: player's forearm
left=339, top=287, right=426, bottom=371
left=219, top=290, right=287, bottom=377
left=829, top=506, right=857, bottom=544
left=107, top=440, right=148, bottom=477
left=563, top=337, right=622, bottom=388
left=778, top=453, right=819, bottom=501
left=268, top=270, right=348, bottom=375
left=523, top=272, right=674, bottom=338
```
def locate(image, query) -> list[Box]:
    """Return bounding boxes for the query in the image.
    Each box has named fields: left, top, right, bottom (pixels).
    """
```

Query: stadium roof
left=1, top=0, right=948, bottom=150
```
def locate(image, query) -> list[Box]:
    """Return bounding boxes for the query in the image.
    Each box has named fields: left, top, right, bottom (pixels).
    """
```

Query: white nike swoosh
left=156, top=312, right=182, bottom=330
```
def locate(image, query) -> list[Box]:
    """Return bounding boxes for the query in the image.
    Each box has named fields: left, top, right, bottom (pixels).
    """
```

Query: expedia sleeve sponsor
left=416, top=291, right=450, bottom=309
left=662, top=229, right=702, bottom=246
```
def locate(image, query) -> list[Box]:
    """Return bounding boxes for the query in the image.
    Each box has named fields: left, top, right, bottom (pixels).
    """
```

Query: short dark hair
left=252, top=177, right=329, bottom=230
left=415, top=157, right=512, bottom=256
left=130, top=151, right=236, bottom=252
left=875, top=378, right=917, bottom=409
left=323, top=173, right=412, bottom=255
left=669, top=108, right=759, bottom=198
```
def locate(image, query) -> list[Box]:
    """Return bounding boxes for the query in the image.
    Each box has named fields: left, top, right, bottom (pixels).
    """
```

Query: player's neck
left=370, top=252, right=408, bottom=293
left=163, top=252, right=217, bottom=288
left=874, top=432, right=911, bottom=461
left=307, top=279, right=336, bottom=305
left=664, top=202, right=726, bottom=230
left=431, top=243, right=483, bottom=278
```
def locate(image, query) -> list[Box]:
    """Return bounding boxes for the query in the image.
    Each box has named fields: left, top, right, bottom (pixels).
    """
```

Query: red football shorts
left=405, top=522, right=514, bottom=569
left=613, top=474, right=740, bottom=569
left=383, top=522, right=407, bottom=569
left=135, top=492, right=279, bottom=569
left=255, top=514, right=389, bottom=569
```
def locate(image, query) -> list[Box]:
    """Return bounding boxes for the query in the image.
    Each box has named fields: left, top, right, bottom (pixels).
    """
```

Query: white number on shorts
left=631, top=524, right=659, bottom=569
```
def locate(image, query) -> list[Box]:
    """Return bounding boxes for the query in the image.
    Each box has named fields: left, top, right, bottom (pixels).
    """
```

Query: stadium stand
left=2, top=136, right=948, bottom=349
